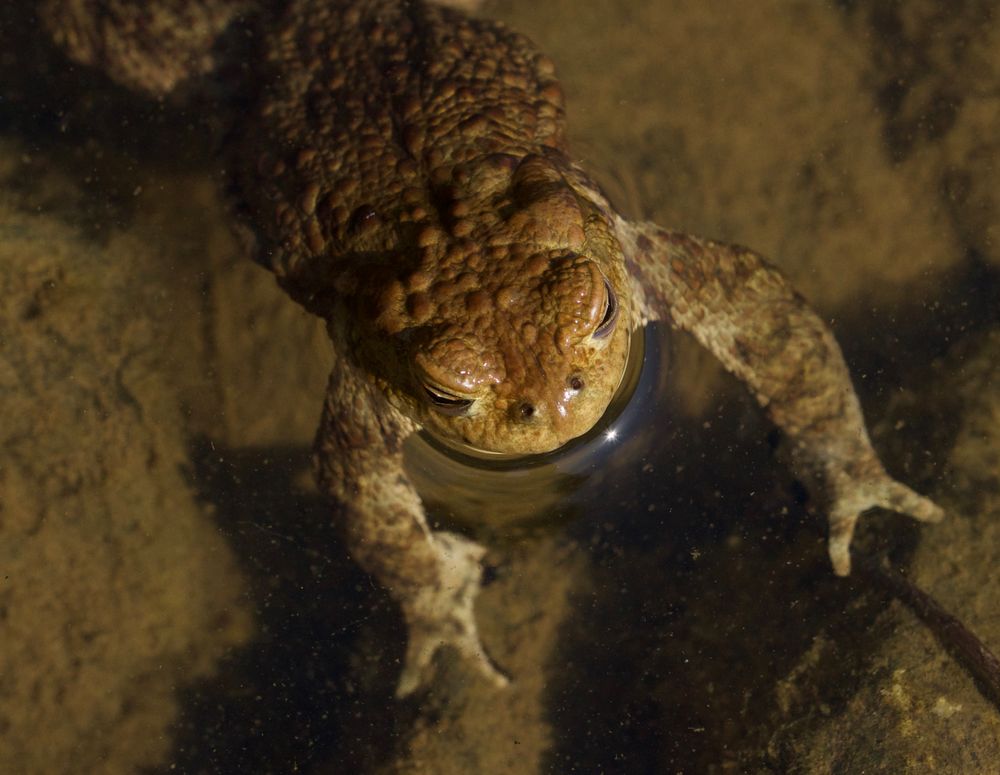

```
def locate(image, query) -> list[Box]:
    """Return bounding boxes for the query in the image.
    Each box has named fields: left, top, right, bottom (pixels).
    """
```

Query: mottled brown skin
left=615, top=225, right=943, bottom=574
left=238, top=2, right=631, bottom=454
left=45, top=0, right=943, bottom=696
left=234, top=0, right=634, bottom=693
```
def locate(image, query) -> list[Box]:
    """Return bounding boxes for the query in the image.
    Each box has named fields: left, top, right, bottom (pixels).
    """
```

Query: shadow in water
left=157, top=259, right=994, bottom=773
left=541, top=382, right=835, bottom=772
left=538, top=263, right=989, bottom=772
left=157, top=441, right=403, bottom=774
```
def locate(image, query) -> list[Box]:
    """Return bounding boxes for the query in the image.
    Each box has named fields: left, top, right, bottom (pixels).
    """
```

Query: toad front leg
left=314, top=352, right=508, bottom=696
left=619, top=220, right=943, bottom=574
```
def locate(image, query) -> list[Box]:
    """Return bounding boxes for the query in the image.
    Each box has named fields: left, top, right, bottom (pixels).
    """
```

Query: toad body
left=44, top=0, right=943, bottom=695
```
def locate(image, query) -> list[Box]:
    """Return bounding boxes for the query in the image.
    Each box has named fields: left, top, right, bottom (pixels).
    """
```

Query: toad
left=43, top=0, right=943, bottom=695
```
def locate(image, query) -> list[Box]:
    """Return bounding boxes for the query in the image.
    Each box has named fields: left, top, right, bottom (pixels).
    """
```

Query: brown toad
left=43, top=0, right=943, bottom=696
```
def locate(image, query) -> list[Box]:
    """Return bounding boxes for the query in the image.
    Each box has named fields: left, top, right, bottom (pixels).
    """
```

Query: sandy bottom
left=1, top=0, right=998, bottom=772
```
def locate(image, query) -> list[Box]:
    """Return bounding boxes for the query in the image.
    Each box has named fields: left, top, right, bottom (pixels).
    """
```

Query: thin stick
left=851, top=548, right=1000, bottom=711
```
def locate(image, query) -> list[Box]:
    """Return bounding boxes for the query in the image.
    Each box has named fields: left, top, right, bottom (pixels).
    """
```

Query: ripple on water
left=405, top=323, right=673, bottom=532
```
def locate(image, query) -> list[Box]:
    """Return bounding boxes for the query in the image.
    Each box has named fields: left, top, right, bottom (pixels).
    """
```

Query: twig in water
left=851, top=548, right=1000, bottom=712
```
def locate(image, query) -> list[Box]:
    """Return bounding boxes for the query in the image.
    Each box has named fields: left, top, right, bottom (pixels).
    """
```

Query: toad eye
left=593, top=279, right=619, bottom=340
left=421, top=383, right=475, bottom=416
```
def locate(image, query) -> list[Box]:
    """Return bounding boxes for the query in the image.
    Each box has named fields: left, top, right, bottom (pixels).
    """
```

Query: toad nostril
left=518, top=402, right=535, bottom=420
left=569, top=375, right=584, bottom=392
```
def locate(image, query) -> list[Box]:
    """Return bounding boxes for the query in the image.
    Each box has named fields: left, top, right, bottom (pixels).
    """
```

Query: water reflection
left=406, top=324, right=665, bottom=532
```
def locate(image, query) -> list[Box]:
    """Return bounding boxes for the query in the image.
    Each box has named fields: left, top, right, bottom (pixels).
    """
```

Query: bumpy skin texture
left=235, top=0, right=633, bottom=693
left=46, top=0, right=943, bottom=695
left=239, top=0, right=631, bottom=456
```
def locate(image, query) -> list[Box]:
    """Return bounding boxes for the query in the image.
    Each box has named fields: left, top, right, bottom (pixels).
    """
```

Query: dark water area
left=2, top=1, right=999, bottom=773
left=160, top=322, right=866, bottom=774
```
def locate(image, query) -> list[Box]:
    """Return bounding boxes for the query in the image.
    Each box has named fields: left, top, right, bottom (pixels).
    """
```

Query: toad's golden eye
left=421, top=383, right=475, bottom=416
left=593, top=279, right=619, bottom=340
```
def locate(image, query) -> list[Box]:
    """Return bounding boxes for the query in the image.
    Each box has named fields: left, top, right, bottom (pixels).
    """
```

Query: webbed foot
left=826, top=464, right=944, bottom=576
left=396, top=531, right=509, bottom=697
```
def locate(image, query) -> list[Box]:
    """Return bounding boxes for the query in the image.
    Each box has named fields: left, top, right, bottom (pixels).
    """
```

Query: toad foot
left=396, top=531, right=509, bottom=697
left=827, top=463, right=944, bottom=576
left=619, top=220, right=943, bottom=579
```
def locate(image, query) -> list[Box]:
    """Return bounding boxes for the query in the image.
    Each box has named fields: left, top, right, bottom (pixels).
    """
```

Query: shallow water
left=2, top=0, right=999, bottom=773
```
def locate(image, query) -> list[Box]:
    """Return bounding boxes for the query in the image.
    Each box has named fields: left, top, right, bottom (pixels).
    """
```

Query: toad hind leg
left=315, top=356, right=508, bottom=696
left=618, top=220, right=943, bottom=575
